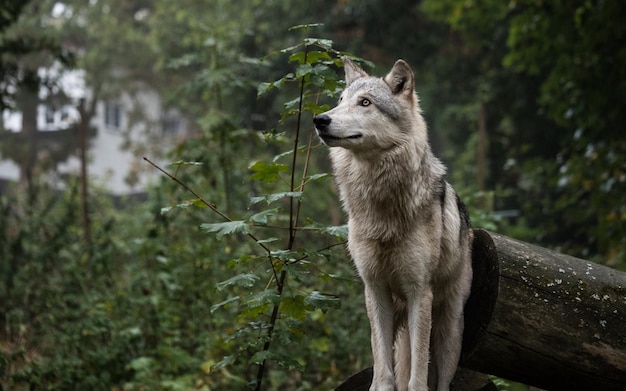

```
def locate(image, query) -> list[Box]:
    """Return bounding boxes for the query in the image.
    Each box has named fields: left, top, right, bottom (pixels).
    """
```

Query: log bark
left=335, top=367, right=497, bottom=391
left=461, top=229, right=626, bottom=390
left=336, top=230, right=626, bottom=390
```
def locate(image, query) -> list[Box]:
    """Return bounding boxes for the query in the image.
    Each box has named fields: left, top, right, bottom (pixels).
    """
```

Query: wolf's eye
left=360, top=98, right=371, bottom=106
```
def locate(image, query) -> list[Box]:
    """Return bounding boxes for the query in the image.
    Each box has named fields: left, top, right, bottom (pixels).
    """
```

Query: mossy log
left=336, top=230, right=626, bottom=390
left=461, top=229, right=626, bottom=390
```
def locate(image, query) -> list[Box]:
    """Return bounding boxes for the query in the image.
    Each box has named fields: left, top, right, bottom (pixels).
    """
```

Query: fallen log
left=336, top=230, right=626, bottom=390
left=461, top=229, right=626, bottom=390
left=335, top=367, right=498, bottom=391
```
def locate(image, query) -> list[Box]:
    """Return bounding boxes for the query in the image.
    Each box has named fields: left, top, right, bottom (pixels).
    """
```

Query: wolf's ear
left=342, top=57, right=368, bottom=86
left=384, top=59, right=414, bottom=97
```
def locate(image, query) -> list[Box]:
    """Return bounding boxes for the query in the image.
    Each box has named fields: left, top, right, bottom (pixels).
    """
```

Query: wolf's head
left=313, top=58, right=425, bottom=153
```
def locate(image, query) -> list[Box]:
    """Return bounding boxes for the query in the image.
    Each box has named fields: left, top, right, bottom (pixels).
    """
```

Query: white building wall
left=1, top=70, right=188, bottom=196
left=57, top=89, right=186, bottom=195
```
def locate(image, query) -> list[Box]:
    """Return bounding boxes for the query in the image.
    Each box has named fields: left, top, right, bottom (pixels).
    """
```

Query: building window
left=104, top=101, right=122, bottom=130
left=162, top=115, right=180, bottom=135
left=45, top=105, right=55, bottom=125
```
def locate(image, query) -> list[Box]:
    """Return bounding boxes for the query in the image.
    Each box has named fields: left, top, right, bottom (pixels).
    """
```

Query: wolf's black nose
left=313, top=114, right=331, bottom=131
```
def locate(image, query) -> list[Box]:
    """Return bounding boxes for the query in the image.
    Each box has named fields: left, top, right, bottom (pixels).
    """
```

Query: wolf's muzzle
left=313, top=114, right=331, bottom=132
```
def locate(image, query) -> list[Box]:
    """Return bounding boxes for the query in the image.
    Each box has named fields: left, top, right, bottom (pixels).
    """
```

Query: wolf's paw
left=369, top=377, right=395, bottom=391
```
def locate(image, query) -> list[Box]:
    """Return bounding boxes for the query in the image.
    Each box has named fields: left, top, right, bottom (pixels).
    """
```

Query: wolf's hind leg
left=431, top=296, right=465, bottom=391
left=394, top=327, right=410, bottom=391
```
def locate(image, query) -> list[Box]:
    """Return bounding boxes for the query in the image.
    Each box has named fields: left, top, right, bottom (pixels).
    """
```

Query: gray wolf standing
left=313, top=58, right=473, bottom=391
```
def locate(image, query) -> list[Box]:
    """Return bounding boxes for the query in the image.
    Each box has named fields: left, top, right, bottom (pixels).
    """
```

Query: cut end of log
left=461, top=229, right=499, bottom=362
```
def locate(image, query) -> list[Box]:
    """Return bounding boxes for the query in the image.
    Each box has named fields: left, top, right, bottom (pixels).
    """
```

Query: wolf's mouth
left=321, top=134, right=362, bottom=141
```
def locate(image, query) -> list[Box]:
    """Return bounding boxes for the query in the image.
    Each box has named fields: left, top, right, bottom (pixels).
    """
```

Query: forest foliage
left=1, top=0, right=625, bottom=390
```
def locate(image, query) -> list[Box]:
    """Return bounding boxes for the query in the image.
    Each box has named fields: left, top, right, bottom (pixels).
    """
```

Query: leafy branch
left=147, top=26, right=359, bottom=390
left=143, top=156, right=277, bottom=288
left=143, top=157, right=280, bottom=283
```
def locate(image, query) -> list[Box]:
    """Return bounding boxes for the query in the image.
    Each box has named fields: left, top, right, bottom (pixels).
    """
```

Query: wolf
left=313, top=58, right=473, bottom=391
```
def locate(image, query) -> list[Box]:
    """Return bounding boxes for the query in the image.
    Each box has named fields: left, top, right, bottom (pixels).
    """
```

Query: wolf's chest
left=337, top=169, right=421, bottom=240
left=347, top=225, right=436, bottom=289
left=345, top=187, right=426, bottom=242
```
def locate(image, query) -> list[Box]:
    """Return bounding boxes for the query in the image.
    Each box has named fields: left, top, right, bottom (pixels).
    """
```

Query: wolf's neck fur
left=330, top=133, right=446, bottom=242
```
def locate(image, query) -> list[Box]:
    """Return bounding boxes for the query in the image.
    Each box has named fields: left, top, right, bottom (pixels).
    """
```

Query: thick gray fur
left=313, top=58, right=473, bottom=391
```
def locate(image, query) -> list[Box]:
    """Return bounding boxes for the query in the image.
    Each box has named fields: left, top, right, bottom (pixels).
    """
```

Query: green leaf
left=295, top=63, right=313, bottom=78
left=226, top=254, right=262, bottom=269
left=127, top=356, right=157, bottom=371
left=200, top=221, right=250, bottom=239
left=210, top=296, right=240, bottom=313
left=168, top=160, right=203, bottom=166
left=303, top=101, right=331, bottom=115
left=280, top=295, right=307, bottom=321
left=240, top=290, right=280, bottom=319
left=305, top=173, right=332, bottom=182
left=309, top=337, right=330, bottom=353
left=322, top=224, right=349, bottom=240
left=305, top=51, right=333, bottom=64
left=240, top=303, right=270, bottom=319
left=256, top=237, right=279, bottom=244
left=216, top=273, right=259, bottom=291
left=272, top=149, right=293, bottom=162
left=304, top=291, right=340, bottom=312
left=249, top=160, right=288, bottom=182
left=303, top=37, right=334, bottom=50
left=248, top=208, right=281, bottom=225
left=257, top=82, right=272, bottom=97
left=257, top=76, right=288, bottom=97
left=283, top=96, right=302, bottom=111
left=279, top=43, right=304, bottom=54
left=161, top=199, right=207, bottom=215
left=249, top=192, right=302, bottom=206
left=245, top=289, right=280, bottom=308
left=210, top=355, right=237, bottom=371
left=250, top=350, right=303, bottom=370
left=289, top=52, right=306, bottom=64
left=270, top=249, right=296, bottom=262
left=288, top=23, right=324, bottom=31
left=190, top=198, right=208, bottom=208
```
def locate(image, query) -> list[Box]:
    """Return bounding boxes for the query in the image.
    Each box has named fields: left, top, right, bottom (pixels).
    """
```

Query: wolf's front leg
left=431, top=289, right=468, bottom=391
left=364, top=282, right=395, bottom=391
left=394, top=327, right=411, bottom=390
left=407, top=289, right=433, bottom=391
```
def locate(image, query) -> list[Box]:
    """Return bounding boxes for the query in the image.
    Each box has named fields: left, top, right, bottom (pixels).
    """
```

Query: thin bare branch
left=142, top=157, right=274, bottom=261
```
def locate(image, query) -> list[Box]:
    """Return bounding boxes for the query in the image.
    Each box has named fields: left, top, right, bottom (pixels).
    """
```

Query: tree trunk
left=476, top=103, right=487, bottom=195
left=78, top=98, right=92, bottom=246
left=17, top=71, right=39, bottom=190
left=462, top=229, right=626, bottom=390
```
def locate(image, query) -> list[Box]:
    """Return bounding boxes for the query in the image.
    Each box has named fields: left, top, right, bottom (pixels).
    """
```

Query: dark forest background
left=1, top=1, right=625, bottom=389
